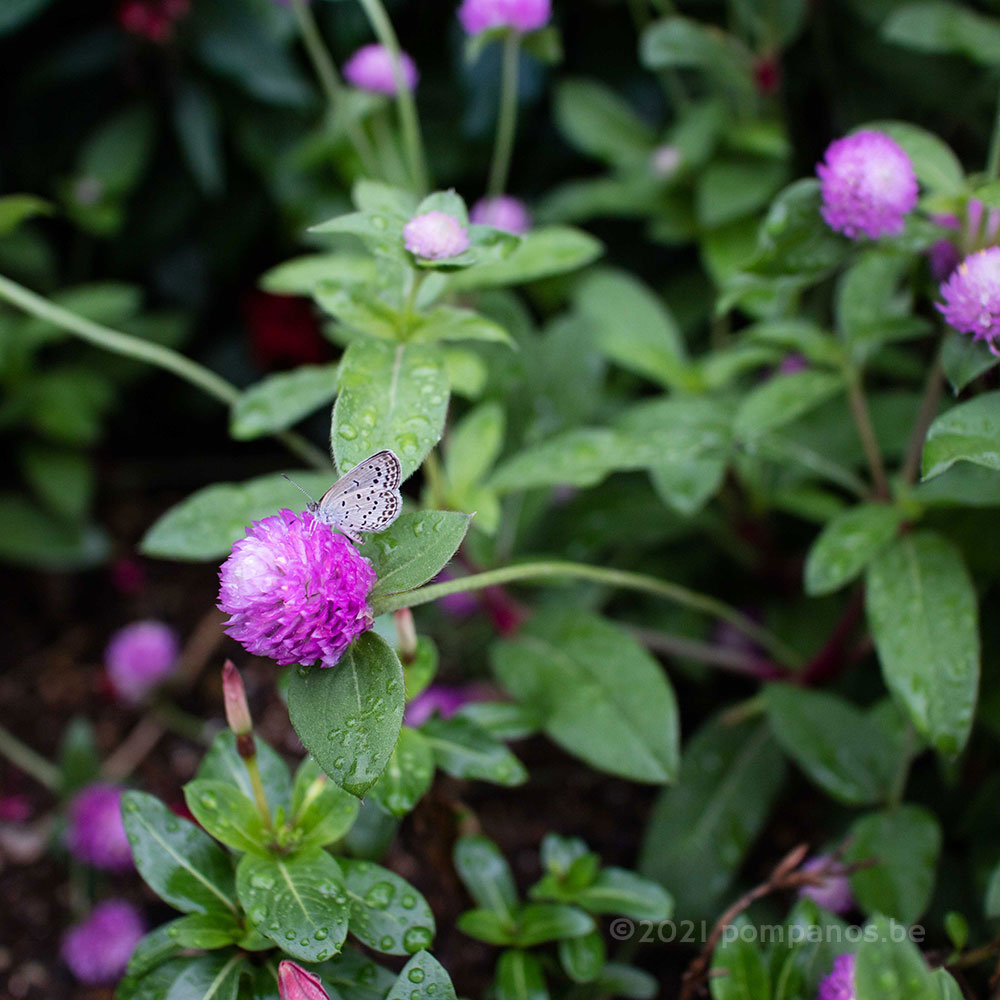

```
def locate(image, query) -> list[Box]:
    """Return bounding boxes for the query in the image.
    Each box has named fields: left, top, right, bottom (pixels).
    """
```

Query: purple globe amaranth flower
left=403, top=210, right=471, bottom=259
left=817, top=130, right=918, bottom=240
left=61, top=899, right=145, bottom=984
left=105, top=620, right=180, bottom=705
left=405, top=684, right=482, bottom=727
left=817, top=953, right=856, bottom=1000
left=343, top=44, right=418, bottom=96
left=218, top=509, right=377, bottom=669
left=798, top=856, right=855, bottom=915
left=458, top=0, right=551, bottom=34
left=938, top=246, right=1000, bottom=355
left=471, top=195, right=532, bottom=234
left=279, top=960, right=331, bottom=1000
left=66, top=783, right=133, bottom=872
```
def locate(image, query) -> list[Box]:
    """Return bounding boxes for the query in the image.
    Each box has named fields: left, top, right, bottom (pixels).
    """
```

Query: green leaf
left=772, top=898, right=854, bottom=1000
left=79, top=106, right=155, bottom=195
left=883, top=1, right=1000, bottom=66
left=458, top=908, right=518, bottom=945
left=119, top=953, right=246, bottom=1000
left=710, top=916, right=770, bottom=1000
left=854, top=916, right=938, bottom=1000
left=553, top=79, right=654, bottom=166
left=385, top=952, right=457, bottom=1000
left=230, top=364, right=340, bottom=440
left=863, top=121, right=965, bottom=196
left=922, top=391, right=1000, bottom=480
left=340, top=858, right=436, bottom=955
left=865, top=532, right=979, bottom=755
left=445, top=401, right=506, bottom=495
left=361, top=511, right=472, bottom=599
left=640, top=718, right=785, bottom=922
left=403, top=637, right=439, bottom=699
left=734, top=371, right=844, bottom=440
left=332, top=339, right=449, bottom=481
left=237, top=851, right=348, bottom=962
left=287, top=632, right=406, bottom=797
left=122, top=791, right=239, bottom=916
left=804, top=503, right=905, bottom=596
left=575, top=268, right=692, bottom=390
left=0, top=492, right=108, bottom=569
left=559, top=932, right=606, bottom=983
left=593, top=964, right=657, bottom=1000
left=574, top=869, right=674, bottom=921
left=323, top=947, right=398, bottom=1000
left=447, top=227, right=603, bottom=291
left=495, top=950, right=549, bottom=1000
left=290, top=756, right=360, bottom=849
left=140, top=470, right=339, bottom=561
left=182, top=780, right=269, bottom=856
left=845, top=807, right=942, bottom=925
left=986, top=863, right=1000, bottom=917
left=58, top=717, right=100, bottom=796
left=930, top=969, right=965, bottom=1000
left=126, top=922, right=189, bottom=980
left=492, top=608, right=680, bottom=784
left=20, top=444, right=94, bottom=521
left=173, top=81, right=224, bottom=196
left=422, top=714, right=528, bottom=786
left=367, top=726, right=434, bottom=817
left=0, top=193, right=53, bottom=235
left=261, top=254, right=377, bottom=296
left=166, top=912, right=244, bottom=950
left=641, top=17, right=753, bottom=93
left=941, top=331, right=999, bottom=394
left=514, top=904, right=594, bottom=946
left=765, top=685, right=894, bottom=805
left=197, top=731, right=292, bottom=816
left=696, top=159, right=789, bottom=229
left=454, top=835, right=519, bottom=918
left=411, top=306, right=514, bottom=347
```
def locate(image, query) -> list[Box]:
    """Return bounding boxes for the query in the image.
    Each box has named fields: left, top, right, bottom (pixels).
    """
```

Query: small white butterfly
left=283, top=450, right=402, bottom=544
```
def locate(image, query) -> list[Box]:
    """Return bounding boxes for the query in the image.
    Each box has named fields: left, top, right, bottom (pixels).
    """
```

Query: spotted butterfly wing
left=310, top=450, right=402, bottom=543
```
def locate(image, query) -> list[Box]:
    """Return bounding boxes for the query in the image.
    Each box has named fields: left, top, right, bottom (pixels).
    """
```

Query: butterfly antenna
left=281, top=473, right=317, bottom=504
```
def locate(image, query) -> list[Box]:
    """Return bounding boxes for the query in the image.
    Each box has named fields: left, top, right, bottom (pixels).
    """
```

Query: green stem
left=987, top=82, right=1000, bottom=181
left=900, top=349, right=944, bottom=487
left=488, top=32, right=521, bottom=197
left=845, top=367, right=889, bottom=499
left=243, top=747, right=274, bottom=832
left=0, top=722, right=60, bottom=791
left=626, top=0, right=688, bottom=108
left=371, top=560, right=801, bottom=667
left=289, top=0, right=380, bottom=178
left=0, top=273, right=329, bottom=470
left=356, top=0, right=429, bottom=194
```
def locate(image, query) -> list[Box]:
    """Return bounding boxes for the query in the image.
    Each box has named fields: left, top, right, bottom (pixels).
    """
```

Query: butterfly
left=284, top=450, right=402, bottom=544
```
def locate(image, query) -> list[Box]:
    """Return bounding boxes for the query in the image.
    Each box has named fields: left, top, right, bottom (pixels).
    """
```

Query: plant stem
left=488, top=32, right=522, bottom=197
left=289, top=0, right=380, bottom=178
left=845, top=367, right=889, bottom=499
left=900, top=350, right=944, bottom=487
left=356, top=0, right=429, bottom=194
left=0, top=722, right=60, bottom=791
left=243, top=743, right=274, bottom=832
left=988, top=82, right=1000, bottom=180
left=630, top=627, right=785, bottom=677
left=371, top=560, right=802, bottom=667
left=0, top=273, right=329, bottom=470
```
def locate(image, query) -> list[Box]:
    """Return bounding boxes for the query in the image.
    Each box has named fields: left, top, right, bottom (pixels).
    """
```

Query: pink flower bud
left=61, top=900, right=145, bottom=984
left=222, top=661, right=253, bottom=736
left=394, top=609, right=418, bottom=664
left=470, top=195, right=532, bottom=235
left=105, top=620, right=180, bottom=706
left=279, top=960, right=331, bottom=1000
left=343, top=44, right=419, bottom=96
left=403, top=211, right=470, bottom=260
left=798, top=855, right=855, bottom=915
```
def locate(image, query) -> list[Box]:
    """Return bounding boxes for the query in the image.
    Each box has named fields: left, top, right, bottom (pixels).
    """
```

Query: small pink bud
left=394, top=609, right=418, bottom=664
left=279, top=961, right=331, bottom=1000
left=403, top=211, right=470, bottom=260
left=222, top=661, right=253, bottom=737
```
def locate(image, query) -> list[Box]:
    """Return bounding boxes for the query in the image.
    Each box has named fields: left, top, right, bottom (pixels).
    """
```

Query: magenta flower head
left=343, top=44, right=419, bottom=96
left=66, top=783, right=133, bottom=872
left=61, top=899, right=145, bottom=984
left=938, top=246, right=1000, bottom=355
left=403, top=211, right=471, bottom=260
left=105, top=620, right=180, bottom=705
left=471, top=195, right=531, bottom=234
left=279, top=960, right=331, bottom=1000
left=218, top=509, right=377, bottom=669
left=817, top=130, right=918, bottom=240
left=458, top=0, right=551, bottom=34
left=817, top=953, right=856, bottom=1000
left=798, top=856, right=854, bottom=915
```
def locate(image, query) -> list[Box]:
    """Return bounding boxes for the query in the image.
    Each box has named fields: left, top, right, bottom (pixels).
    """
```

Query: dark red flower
left=244, top=292, right=330, bottom=370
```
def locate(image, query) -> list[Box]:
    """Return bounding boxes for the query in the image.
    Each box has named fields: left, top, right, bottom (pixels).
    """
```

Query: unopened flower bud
left=278, top=960, right=331, bottom=1000
left=394, top=608, right=418, bottom=664
left=222, top=661, right=253, bottom=738
left=403, top=210, right=471, bottom=260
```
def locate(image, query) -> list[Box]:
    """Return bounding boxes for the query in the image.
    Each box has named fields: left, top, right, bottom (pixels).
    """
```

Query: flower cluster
left=105, top=620, right=180, bottom=705
left=458, top=0, right=551, bottom=34
left=218, top=509, right=377, bottom=668
left=403, top=211, right=471, bottom=259
left=471, top=195, right=532, bottom=234
left=817, top=953, right=856, bottom=1000
left=937, top=246, right=1000, bottom=354
left=61, top=900, right=145, bottom=984
left=817, top=130, right=918, bottom=240
left=66, top=783, right=133, bottom=872
left=344, top=44, right=419, bottom=96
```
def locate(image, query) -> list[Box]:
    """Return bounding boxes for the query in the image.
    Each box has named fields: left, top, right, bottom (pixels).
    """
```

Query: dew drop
left=408, top=968, right=425, bottom=983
